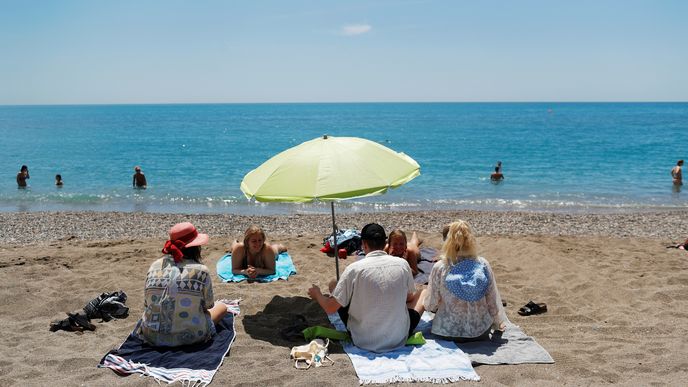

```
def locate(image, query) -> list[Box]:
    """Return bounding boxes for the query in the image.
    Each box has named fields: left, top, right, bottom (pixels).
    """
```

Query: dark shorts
left=338, top=305, right=421, bottom=338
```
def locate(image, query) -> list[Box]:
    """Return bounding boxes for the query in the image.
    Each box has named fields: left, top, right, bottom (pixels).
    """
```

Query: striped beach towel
left=216, top=252, right=296, bottom=283
left=415, top=247, right=439, bottom=285
left=99, top=313, right=236, bottom=386
left=327, top=313, right=480, bottom=384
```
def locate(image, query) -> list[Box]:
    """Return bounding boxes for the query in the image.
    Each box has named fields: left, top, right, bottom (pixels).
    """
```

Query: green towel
left=406, top=331, right=426, bottom=345
left=302, top=326, right=425, bottom=346
left=302, top=326, right=350, bottom=342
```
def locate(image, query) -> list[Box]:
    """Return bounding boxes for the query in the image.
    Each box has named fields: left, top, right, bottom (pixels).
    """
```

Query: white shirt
left=332, top=250, right=415, bottom=353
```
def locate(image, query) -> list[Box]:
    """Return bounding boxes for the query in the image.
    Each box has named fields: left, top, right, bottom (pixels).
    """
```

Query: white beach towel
left=327, top=313, right=480, bottom=384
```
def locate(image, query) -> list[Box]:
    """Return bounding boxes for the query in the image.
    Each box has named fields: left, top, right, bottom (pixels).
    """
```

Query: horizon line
left=1, top=100, right=687, bottom=107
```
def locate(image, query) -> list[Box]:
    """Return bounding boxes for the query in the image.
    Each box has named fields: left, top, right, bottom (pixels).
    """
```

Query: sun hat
left=169, top=222, right=209, bottom=247
left=163, top=222, right=209, bottom=263
left=445, top=259, right=490, bottom=302
left=361, top=223, right=386, bottom=241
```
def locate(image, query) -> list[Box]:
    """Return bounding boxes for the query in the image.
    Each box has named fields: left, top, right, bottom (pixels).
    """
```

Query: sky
left=0, top=0, right=686, bottom=104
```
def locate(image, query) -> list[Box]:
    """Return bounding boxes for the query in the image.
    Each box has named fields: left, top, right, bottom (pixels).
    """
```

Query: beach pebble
left=2, top=210, right=687, bottom=246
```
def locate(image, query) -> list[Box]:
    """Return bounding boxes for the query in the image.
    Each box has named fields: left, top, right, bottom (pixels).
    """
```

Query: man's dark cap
left=361, top=223, right=386, bottom=241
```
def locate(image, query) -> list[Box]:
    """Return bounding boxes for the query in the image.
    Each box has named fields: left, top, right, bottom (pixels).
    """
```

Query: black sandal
left=518, top=301, right=547, bottom=316
left=49, top=311, right=96, bottom=332
left=67, top=312, right=96, bottom=331
left=49, top=318, right=75, bottom=332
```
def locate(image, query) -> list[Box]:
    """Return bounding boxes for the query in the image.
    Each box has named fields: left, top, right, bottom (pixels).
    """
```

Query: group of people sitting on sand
left=308, top=222, right=506, bottom=352
left=136, top=220, right=506, bottom=353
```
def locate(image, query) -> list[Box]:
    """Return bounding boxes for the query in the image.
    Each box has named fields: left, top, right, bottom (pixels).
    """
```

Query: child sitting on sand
left=231, top=225, right=287, bottom=279
left=384, top=229, right=421, bottom=276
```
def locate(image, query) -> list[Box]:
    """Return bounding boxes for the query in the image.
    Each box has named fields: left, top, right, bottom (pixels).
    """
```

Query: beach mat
left=417, top=312, right=554, bottom=365
left=415, top=247, right=438, bottom=285
left=327, top=313, right=479, bottom=384
left=216, top=252, right=296, bottom=283
left=99, top=313, right=236, bottom=386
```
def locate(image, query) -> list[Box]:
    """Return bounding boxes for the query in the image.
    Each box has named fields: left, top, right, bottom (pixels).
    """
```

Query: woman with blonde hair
left=421, top=220, right=506, bottom=341
left=231, top=225, right=286, bottom=279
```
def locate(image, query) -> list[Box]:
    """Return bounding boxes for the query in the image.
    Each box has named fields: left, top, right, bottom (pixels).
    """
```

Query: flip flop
left=518, top=301, right=547, bottom=316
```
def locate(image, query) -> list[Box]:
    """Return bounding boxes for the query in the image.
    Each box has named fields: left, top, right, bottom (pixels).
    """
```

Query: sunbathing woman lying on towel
left=136, top=222, right=228, bottom=347
left=384, top=229, right=421, bottom=276
left=418, top=220, right=507, bottom=342
left=667, top=237, right=688, bottom=250
left=231, top=225, right=287, bottom=279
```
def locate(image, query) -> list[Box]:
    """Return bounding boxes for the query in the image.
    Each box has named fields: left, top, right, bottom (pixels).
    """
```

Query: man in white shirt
left=308, top=223, right=423, bottom=353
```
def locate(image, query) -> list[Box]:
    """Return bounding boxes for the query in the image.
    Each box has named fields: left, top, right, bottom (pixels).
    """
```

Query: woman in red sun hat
left=135, top=222, right=228, bottom=347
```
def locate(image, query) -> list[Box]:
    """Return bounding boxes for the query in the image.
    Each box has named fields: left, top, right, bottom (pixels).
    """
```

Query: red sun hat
left=169, top=222, right=209, bottom=247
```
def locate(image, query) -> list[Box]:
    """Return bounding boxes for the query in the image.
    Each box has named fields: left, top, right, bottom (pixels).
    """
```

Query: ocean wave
left=1, top=191, right=686, bottom=214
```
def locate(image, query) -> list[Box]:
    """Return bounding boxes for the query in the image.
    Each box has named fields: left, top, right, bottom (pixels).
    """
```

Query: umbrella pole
left=331, top=202, right=340, bottom=281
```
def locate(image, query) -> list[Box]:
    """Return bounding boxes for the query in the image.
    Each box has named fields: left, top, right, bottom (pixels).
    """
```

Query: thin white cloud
left=341, top=24, right=372, bottom=36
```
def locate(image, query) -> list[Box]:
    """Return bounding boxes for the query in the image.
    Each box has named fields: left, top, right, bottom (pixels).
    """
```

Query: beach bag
left=290, top=338, right=334, bottom=370
left=321, top=229, right=362, bottom=255
left=83, top=290, right=129, bottom=322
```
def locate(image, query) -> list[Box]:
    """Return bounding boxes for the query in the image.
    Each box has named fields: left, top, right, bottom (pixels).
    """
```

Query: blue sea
left=1, top=103, right=686, bottom=214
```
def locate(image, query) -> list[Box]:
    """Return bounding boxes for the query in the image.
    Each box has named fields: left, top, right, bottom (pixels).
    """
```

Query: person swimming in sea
left=133, top=166, right=147, bottom=189
left=17, top=165, right=29, bottom=188
left=671, top=160, right=683, bottom=186
left=490, top=166, right=504, bottom=182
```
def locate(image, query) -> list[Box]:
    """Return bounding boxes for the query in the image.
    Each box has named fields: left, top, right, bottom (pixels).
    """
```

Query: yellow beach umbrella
left=240, top=135, right=420, bottom=279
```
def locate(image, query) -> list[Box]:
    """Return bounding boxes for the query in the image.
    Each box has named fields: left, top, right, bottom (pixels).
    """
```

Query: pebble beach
left=3, top=209, right=688, bottom=245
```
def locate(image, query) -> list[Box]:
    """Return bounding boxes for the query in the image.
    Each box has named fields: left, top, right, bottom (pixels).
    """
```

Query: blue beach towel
left=327, top=313, right=479, bottom=384
left=99, top=313, right=236, bottom=386
left=216, top=252, right=296, bottom=283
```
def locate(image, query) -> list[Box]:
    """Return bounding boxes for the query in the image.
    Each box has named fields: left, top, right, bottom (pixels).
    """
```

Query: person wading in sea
left=133, top=166, right=147, bottom=189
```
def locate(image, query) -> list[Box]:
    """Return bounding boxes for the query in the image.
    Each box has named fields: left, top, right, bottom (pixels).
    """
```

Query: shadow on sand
left=242, top=295, right=337, bottom=349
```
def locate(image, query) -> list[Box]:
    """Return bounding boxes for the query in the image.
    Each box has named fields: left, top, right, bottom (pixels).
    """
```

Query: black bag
left=83, top=290, right=129, bottom=322
left=323, top=229, right=362, bottom=254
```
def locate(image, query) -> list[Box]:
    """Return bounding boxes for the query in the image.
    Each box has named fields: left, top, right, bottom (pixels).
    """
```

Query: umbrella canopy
left=240, top=135, right=420, bottom=279
left=240, top=135, right=420, bottom=202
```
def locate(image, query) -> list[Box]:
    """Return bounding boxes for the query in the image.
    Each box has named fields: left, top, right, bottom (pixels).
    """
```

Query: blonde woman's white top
left=424, top=256, right=505, bottom=339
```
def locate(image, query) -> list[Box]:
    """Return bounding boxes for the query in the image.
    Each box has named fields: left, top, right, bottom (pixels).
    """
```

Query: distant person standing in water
left=495, top=161, right=502, bottom=174
left=133, top=166, right=147, bottom=189
left=490, top=166, right=504, bottom=182
left=16, top=165, right=29, bottom=188
left=671, top=160, right=683, bottom=186
left=55, top=174, right=63, bottom=186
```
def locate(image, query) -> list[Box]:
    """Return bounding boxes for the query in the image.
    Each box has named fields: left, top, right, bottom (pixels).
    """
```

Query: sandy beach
left=1, top=210, right=687, bottom=386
